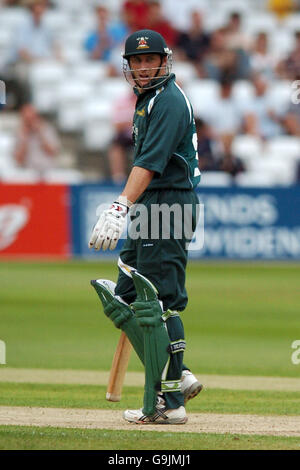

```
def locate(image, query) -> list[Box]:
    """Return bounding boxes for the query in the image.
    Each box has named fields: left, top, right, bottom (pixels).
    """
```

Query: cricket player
left=89, top=29, right=202, bottom=424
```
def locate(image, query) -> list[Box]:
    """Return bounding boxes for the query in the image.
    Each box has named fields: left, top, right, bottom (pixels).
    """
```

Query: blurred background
left=0, top=0, right=299, bottom=260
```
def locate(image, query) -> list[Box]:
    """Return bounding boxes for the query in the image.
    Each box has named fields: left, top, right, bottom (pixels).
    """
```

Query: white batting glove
left=89, top=196, right=133, bottom=251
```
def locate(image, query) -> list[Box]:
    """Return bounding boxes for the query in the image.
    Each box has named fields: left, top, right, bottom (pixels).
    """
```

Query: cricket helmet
left=123, top=29, right=170, bottom=59
left=122, top=29, right=173, bottom=90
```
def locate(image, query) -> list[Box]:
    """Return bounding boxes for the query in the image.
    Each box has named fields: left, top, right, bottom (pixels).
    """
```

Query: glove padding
left=89, top=199, right=130, bottom=251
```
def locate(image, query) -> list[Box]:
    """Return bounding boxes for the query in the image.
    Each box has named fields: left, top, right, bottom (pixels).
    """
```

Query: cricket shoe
left=123, top=396, right=188, bottom=425
left=181, top=370, right=203, bottom=404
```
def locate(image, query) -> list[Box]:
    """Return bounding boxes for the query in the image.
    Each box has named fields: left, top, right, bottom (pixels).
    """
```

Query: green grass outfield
left=1, top=426, right=300, bottom=451
left=0, top=383, right=299, bottom=416
left=1, top=260, right=299, bottom=375
left=0, top=260, right=299, bottom=450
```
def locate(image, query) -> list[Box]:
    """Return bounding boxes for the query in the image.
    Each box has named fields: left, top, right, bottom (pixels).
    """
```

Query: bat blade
left=106, top=331, right=132, bottom=402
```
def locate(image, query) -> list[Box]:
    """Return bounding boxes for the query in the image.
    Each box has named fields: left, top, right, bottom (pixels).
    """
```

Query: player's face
left=129, top=54, right=166, bottom=88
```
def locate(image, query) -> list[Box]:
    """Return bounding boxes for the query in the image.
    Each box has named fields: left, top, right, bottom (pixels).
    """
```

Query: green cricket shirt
left=132, top=73, right=201, bottom=190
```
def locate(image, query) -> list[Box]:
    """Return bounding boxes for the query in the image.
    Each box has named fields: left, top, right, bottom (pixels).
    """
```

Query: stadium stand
left=0, top=0, right=299, bottom=184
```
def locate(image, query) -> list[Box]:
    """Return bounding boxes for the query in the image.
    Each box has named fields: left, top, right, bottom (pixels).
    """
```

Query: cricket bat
left=106, top=331, right=132, bottom=402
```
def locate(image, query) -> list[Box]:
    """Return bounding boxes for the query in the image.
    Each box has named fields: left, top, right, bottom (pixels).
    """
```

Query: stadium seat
left=71, top=61, right=110, bottom=86
left=51, top=0, right=92, bottom=16
left=0, top=132, right=16, bottom=170
left=0, top=7, right=28, bottom=31
left=172, top=61, right=198, bottom=87
left=232, top=135, right=263, bottom=165
left=0, top=113, right=20, bottom=133
left=270, top=29, right=295, bottom=59
left=245, top=157, right=297, bottom=185
left=235, top=171, right=278, bottom=187
left=0, top=153, right=14, bottom=171
left=232, top=81, right=255, bottom=102
left=43, top=10, right=72, bottom=36
left=264, top=136, right=300, bottom=160
left=204, top=11, right=228, bottom=32
left=0, top=29, right=13, bottom=67
left=213, top=0, right=252, bottom=15
left=43, top=168, right=84, bottom=184
left=82, top=99, right=114, bottom=151
left=29, top=62, right=67, bottom=113
left=185, top=80, right=220, bottom=118
left=60, top=44, right=88, bottom=64
left=57, top=28, right=91, bottom=64
left=244, top=12, right=279, bottom=34
left=57, top=80, right=93, bottom=132
left=75, top=13, right=96, bottom=31
left=282, top=13, right=300, bottom=33
left=0, top=168, right=40, bottom=184
left=108, top=0, right=124, bottom=18
left=267, top=80, right=293, bottom=112
left=200, top=171, right=233, bottom=186
left=96, top=78, right=130, bottom=102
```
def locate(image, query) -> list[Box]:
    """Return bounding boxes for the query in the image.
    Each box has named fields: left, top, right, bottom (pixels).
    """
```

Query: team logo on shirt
left=136, top=37, right=149, bottom=50
left=136, top=107, right=145, bottom=117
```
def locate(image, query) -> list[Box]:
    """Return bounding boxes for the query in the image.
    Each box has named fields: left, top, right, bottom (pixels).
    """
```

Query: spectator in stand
left=161, top=0, right=207, bottom=34
left=203, top=74, right=246, bottom=177
left=203, top=74, right=244, bottom=136
left=195, top=79, right=245, bottom=176
left=223, top=12, right=251, bottom=80
left=215, top=134, right=245, bottom=177
left=122, top=0, right=150, bottom=32
left=194, top=118, right=218, bottom=172
left=282, top=74, right=300, bottom=136
left=225, top=12, right=251, bottom=51
left=11, top=0, right=59, bottom=65
left=277, top=31, right=300, bottom=80
left=249, top=32, right=277, bottom=80
left=200, top=74, right=245, bottom=178
left=268, top=0, right=295, bottom=17
left=145, top=1, right=178, bottom=48
left=84, top=3, right=128, bottom=64
left=283, top=101, right=300, bottom=136
left=195, top=80, right=245, bottom=178
left=243, top=74, right=285, bottom=140
left=14, top=103, right=60, bottom=172
left=202, top=28, right=240, bottom=81
left=176, top=10, right=210, bottom=68
left=107, top=92, right=136, bottom=184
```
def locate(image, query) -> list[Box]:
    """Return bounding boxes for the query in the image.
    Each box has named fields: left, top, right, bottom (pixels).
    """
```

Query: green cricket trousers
left=115, top=188, right=199, bottom=409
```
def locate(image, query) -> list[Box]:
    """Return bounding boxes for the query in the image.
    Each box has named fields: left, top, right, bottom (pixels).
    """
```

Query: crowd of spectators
left=0, top=0, right=299, bottom=183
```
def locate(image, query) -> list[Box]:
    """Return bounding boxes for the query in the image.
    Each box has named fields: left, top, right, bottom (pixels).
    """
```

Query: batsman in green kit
left=89, top=29, right=203, bottom=424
